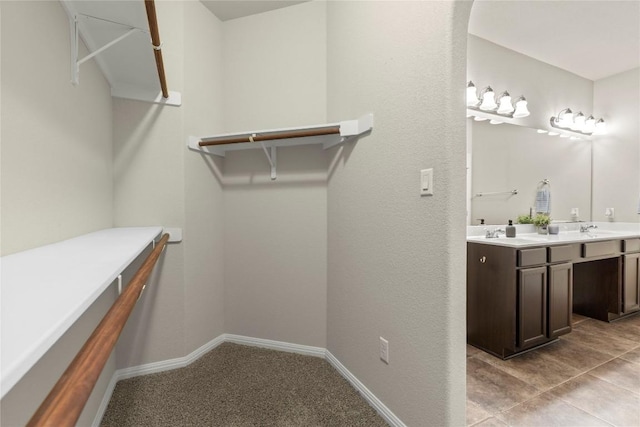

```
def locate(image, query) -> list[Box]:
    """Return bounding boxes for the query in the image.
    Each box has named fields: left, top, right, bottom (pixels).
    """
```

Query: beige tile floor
left=467, top=313, right=640, bottom=427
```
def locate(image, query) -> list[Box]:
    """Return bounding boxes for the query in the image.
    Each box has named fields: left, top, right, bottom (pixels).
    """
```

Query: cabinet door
left=623, top=253, right=640, bottom=313
left=518, top=266, right=548, bottom=349
left=548, top=262, right=573, bottom=338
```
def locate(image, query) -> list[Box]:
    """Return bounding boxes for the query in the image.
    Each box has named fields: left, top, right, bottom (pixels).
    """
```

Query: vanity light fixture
left=550, top=108, right=607, bottom=136
left=466, top=80, right=530, bottom=119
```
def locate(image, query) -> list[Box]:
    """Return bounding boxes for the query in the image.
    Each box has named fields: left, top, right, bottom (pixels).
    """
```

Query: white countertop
left=467, top=222, right=640, bottom=248
left=0, top=227, right=162, bottom=398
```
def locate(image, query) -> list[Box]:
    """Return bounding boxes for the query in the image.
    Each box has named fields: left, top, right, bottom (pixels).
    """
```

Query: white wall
left=114, top=0, right=228, bottom=367
left=0, top=1, right=116, bottom=423
left=326, top=2, right=470, bottom=425
left=593, top=67, right=640, bottom=223
left=0, top=0, right=113, bottom=255
left=182, top=0, right=226, bottom=355
left=221, top=1, right=328, bottom=348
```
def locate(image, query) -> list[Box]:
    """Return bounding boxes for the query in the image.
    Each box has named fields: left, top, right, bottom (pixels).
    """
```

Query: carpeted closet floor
left=101, top=343, right=388, bottom=426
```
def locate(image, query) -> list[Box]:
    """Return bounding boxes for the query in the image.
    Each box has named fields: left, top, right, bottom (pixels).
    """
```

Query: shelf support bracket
left=255, top=135, right=277, bottom=180
left=69, top=14, right=142, bottom=85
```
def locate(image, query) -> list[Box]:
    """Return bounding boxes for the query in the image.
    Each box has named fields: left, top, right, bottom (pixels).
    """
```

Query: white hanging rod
left=475, top=189, right=518, bottom=197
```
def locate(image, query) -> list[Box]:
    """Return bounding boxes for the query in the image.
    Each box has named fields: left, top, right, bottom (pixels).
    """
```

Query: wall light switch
left=420, top=168, right=433, bottom=196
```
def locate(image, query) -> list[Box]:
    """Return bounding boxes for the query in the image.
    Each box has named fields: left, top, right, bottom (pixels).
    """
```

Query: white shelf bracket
left=69, top=14, right=143, bottom=86
left=256, top=135, right=277, bottom=180
left=117, top=274, right=123, bottom=295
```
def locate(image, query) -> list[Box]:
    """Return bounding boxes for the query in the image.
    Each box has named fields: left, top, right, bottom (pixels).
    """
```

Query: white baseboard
left=93, top=334, right=402, bottom=427
left=325, top=350, right=406, bottom=427
left=224, top=334, right=326, bottom=358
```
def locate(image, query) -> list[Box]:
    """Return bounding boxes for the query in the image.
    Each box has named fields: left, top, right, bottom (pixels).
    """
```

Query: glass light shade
left=571, top=112, right=585, bottom=131
left=479, top=89, right=497, bottom=111
left=584, top=116, right=596, bottom=133
left=512, top=98, right=530, bottom=118
left=558, top=109, right=573, bottom=127
left=466, top=83, right=478, bottom=107
left=595, top=119, right=607, bottom=134
left=496, top=94, right=514, bottom=115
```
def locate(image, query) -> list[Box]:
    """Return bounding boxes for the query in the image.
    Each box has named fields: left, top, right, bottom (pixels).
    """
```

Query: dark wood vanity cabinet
left=622, top=241, right=640, bottom=314
left=468, top=243, right=573, bottom=358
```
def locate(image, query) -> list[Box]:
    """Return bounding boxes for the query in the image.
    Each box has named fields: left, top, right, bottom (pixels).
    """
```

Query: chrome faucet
left=580, top=224, right=598, bottom=232
left=485, top=228, right=505, bottom=238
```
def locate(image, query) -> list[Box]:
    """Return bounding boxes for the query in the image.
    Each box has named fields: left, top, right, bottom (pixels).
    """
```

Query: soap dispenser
left=506, top=220, right=516, bottom=238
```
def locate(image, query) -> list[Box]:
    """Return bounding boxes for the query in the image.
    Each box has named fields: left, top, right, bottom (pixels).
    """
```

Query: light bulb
left=512, top=97, right=530, bottom=118
left=595, top=118, right=607, bottom=134
left=466, top=81, right=478, bottom=107
left=571, top=112, right=585, bottom=131
left=558, top=108, right=573, bottom=127
left=479, top=87, right=497, bottom=111
left=584, top=115, right=596, bottom=133
left=496, top=92, right=514, bottom=115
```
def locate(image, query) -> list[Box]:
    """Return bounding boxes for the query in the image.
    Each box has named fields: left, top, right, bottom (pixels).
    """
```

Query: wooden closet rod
left=27, top=233, right=170, bottom=427
left=199, top=126, right=341, bottom=147
left=144, top=0, right=169, bottom=98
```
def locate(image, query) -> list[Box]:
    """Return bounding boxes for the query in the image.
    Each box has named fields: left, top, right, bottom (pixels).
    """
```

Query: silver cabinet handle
left=480, top=256, right=487, bottom=263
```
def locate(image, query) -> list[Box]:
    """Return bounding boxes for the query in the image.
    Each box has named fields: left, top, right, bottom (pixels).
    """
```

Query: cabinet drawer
left=623, top=239, right=640, bottom=253
left=548, top=245, right=574, bottom=263
left=582, top=241, right=617, bottom=258
left=518, top=248, right=546, bottom=267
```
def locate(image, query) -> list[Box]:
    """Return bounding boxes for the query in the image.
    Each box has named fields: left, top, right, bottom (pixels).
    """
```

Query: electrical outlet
left=379, top=337, right=389, bottom=364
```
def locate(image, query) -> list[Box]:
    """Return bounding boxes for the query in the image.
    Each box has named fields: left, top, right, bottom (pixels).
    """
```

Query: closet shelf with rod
left=0, top=227, right=181, bottom=400
left=187, top=114, right=374, bottom=180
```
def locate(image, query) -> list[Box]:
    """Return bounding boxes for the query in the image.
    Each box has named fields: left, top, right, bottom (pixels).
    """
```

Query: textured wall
left=326, top=1, right=470, bottom=425
left=182, top=0, right=226, bottom=356
left=221, top=1, right=328, bottom=348
left=0, top=1, right=113, bottom=255
left=113, top=41, right=187, bottom=372
left=592, top=68, right=640, bottom=223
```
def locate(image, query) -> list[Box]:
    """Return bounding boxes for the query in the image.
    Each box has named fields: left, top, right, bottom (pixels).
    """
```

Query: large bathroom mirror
left=468, top=120, right=591, bottom=226
left=466, top=1, right=639, bottom=226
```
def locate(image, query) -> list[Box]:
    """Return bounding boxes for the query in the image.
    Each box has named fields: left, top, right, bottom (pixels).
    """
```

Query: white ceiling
left=198, top=0, right=639, bottom=81
left=469, top=0, right=640, bottom=81
left=200, top=0, right=308, bottom=22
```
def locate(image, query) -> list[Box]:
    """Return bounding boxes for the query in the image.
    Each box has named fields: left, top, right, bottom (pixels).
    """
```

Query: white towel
left=536, top=187, right=550, bottom=214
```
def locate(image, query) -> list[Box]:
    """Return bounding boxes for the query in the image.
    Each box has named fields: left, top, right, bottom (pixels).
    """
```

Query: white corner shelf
left=0, top=227, right=163, bottom=399
left=187, top=114, right=373, bottom=180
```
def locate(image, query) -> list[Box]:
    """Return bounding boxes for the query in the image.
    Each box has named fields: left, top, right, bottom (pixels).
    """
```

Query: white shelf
left=187, top=114, right=373, bottom=179
left=0, top=227, right=163, bottom=398
left=59, top=1, right=181, bottom=106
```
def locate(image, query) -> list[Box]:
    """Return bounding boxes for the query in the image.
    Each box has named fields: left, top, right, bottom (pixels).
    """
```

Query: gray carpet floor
left=101, top=343, right=388, bottom=426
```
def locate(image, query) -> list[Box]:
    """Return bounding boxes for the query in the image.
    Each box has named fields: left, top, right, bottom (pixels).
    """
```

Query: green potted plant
left=532, top=213, right=551, bottom=234
left=516, top=214, right=534, bottom=225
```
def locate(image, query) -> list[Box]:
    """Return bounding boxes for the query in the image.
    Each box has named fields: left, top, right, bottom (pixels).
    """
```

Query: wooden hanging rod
left=199, top=126, right=341, bottom=147
left=144, top=0, right=169, bottom=98
left=26, top=233, right=170, bottom=427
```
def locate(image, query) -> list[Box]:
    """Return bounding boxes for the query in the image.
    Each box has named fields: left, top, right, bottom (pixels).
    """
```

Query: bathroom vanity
left=466, top=225, right=640, bottom=359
